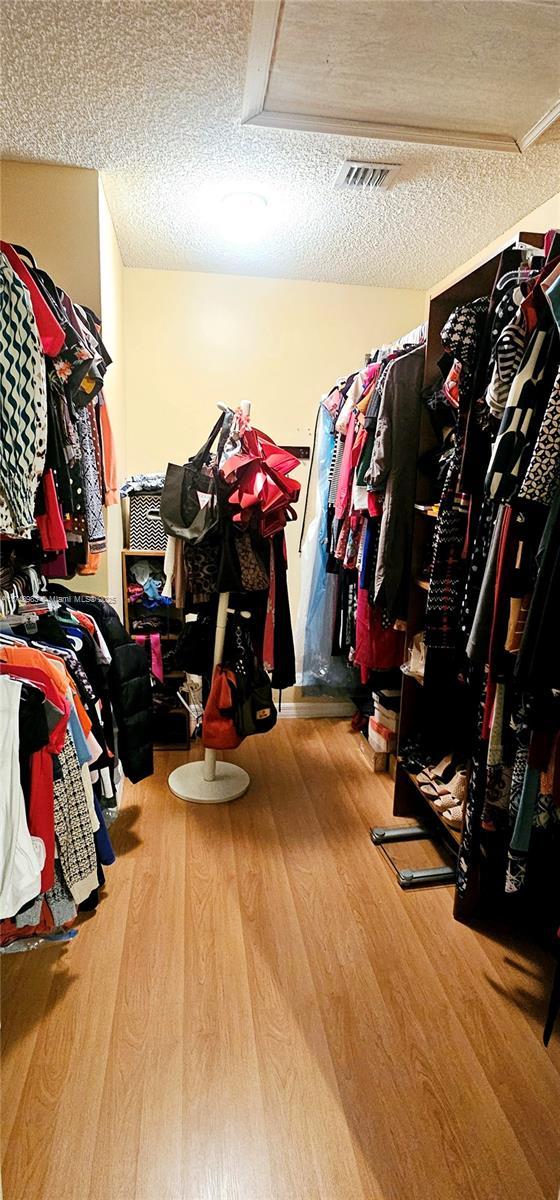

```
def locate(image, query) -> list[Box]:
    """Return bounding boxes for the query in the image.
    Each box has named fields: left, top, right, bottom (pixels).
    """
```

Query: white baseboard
left=278, top=700, right=355, bottom=719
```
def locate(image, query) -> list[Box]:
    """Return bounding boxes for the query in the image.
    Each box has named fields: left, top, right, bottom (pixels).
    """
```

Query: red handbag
left=202, top=666, right=243, bottom=749
left=220, top=423, right=300, bottom=536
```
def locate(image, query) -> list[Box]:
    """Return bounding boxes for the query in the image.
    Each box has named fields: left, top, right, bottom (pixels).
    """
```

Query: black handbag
left=175, top=614, right=215, bottom=676
left=224, top=617, right=277, bottom=738
left=160, top=409, right=234, bottom=543
left=234, top=666, right=277, bottom=737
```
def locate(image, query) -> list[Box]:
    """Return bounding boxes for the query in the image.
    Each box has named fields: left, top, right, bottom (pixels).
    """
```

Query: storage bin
left=128, top=491, right=167, bottom=551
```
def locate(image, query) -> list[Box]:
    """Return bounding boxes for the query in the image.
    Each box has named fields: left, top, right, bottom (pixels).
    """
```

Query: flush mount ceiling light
left=217, top=190, right=269, bottom=243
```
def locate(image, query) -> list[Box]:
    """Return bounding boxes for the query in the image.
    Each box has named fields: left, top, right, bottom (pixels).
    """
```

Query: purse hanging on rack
left=221, top=425, right=301, bottom=537
left=224, top=616, right=277, bottom=738
left=160, top=408, right=234, bottom=543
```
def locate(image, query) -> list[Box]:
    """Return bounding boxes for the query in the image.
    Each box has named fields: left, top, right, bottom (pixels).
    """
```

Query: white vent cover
left=333, top=159, right=400, bottom=191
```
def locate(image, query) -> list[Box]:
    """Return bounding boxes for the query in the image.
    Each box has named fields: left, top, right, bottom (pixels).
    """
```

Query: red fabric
left=488, top=504, right=516, bottom=679
left=0, top=242, right=65, bottom=356
left=99, top=397, right=119, bottom=505
left=133, top=634, right=164, bottom=683
left=262, top=541, right=276, bottom=671
left=443, top=359, right=461, bottom=408
left=0, top=663, right=69, bottom=751
left=69, top=610, right=96, bottom=636
left=353, top=590, right=405, bottom=682
left=351, top=426, right=367, bottom=467
left=202, top=667, right=243, bottom=749
left=42, top=551, right=69, bottom=578
left=368, top=717, right=396, bottom=742
left=481, top=508, right=516, bottom=740
left=1, top=663, right=68, bottom=894
left=521, top=255, right=560, bottom=335
left=0, top=899, right=55, bottom=947
left=367, top=492, right=383, bottom=518
left=221, top=421, right=301, bottom=537
left=544, top=229, right=559, bottom=257
left=29, top=748, right=55, bottom=892
left=36, top=470, right=68, bottom=553
left=361, top=362, right=381, bottom=392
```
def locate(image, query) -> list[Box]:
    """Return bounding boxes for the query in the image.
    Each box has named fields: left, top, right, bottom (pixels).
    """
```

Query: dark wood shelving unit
left=121, top=548, right=190, bottom=751
left=392, top=230, right=545, bottom=868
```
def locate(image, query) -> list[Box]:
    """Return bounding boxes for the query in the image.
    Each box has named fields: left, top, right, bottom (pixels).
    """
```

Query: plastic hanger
left=496, top=266, right=540, bottom=292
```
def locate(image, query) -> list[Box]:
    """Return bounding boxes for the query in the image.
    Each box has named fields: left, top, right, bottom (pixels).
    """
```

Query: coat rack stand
left=168, top=402, right=252, bottom=805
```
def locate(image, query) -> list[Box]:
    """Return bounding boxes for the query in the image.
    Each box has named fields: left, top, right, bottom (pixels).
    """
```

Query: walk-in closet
left=2, top=3, right=560, bottom=1199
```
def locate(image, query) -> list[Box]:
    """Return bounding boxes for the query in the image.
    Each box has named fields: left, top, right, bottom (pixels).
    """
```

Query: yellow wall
left=122, top=267, right=425, bottom=614
left=0, top=160, right=102, bottom=312
left=98, top=179, right=126, bottom=615
left=430, top=191, right=560, bottom=297
left=123, top=268, right=425, bottom=470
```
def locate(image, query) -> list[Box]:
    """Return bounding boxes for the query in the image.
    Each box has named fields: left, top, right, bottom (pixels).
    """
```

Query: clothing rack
left=0, top=556, right=46, bottom=617
left=300, top=320, right=428, bottom=552
left=372, top=320, right=427, bottom=361
left=373, top=237, right=545, bottom=881
left=168, top=401, right=252, bottom=804
left=1, top=585, right=154, bottom=947
left=0, top=241, right=118, bottom=577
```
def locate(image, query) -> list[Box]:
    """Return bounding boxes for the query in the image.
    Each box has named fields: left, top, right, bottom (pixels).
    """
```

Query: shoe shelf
left=395, top=758, right=462, bottom=848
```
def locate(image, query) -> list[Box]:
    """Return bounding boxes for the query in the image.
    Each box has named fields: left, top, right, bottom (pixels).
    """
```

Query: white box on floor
left=368, top=717, right=397, bottom=753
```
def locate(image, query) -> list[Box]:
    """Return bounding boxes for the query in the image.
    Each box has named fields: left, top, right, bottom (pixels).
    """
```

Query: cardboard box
left=368, top=717, right=397, bottom=753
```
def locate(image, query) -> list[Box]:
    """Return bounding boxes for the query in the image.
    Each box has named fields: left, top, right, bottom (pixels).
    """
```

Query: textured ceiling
left=1, top=0, right=559, bottom=289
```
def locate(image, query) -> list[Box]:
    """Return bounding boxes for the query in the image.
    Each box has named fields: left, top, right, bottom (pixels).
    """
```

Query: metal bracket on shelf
left=397, top=866, right=457, bottom=889
left=370, top=825, right=429, bottom=845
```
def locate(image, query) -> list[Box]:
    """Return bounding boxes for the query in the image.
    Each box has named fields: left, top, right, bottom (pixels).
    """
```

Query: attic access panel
left=242, top=0, right=560, bottom=152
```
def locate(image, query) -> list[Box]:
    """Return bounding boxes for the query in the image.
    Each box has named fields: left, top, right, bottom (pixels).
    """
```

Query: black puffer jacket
left=48, top=586, right=154, bottom=783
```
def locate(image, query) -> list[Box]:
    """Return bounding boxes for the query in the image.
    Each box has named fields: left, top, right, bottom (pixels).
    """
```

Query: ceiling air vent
left=333, top=159, right=400, bottom=191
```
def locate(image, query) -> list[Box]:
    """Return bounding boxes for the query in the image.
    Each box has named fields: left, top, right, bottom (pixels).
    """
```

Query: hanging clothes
left=0, top=241, right=117, bottom=577
left=409, top=249, right=560, bottom=951
left=369, top=344, right=425, bottom=620
left=424, top=297, right=489, bottom=659
left=0, top=594, right=153, bottom=948
left=0, top=253, right=47, bottom=537
left=298, top=324, right=426, bottom=693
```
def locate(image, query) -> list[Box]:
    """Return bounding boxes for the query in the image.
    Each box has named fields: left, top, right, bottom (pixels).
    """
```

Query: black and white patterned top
left=485, top=325, right=556, bottom=503
left=0, top=254, right=47, bottom=536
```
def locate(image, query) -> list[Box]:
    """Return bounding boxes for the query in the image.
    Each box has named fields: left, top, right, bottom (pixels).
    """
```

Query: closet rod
left=371, top=319, right=427, bottom=360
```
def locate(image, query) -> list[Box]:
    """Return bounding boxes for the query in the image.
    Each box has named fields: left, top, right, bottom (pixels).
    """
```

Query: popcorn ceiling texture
left=1, top=0, right=559, bottom=288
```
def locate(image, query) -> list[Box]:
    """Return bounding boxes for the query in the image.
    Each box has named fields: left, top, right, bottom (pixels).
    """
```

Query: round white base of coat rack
left=168, top=760, right=250, bottom=804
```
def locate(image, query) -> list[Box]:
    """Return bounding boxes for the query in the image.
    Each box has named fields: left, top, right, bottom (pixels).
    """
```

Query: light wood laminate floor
left=2, top=719, right=560, bottom=1200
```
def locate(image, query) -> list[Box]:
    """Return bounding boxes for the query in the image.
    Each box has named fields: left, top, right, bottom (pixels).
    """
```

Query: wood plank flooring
left=2, top=719, right=559, bottom=1200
